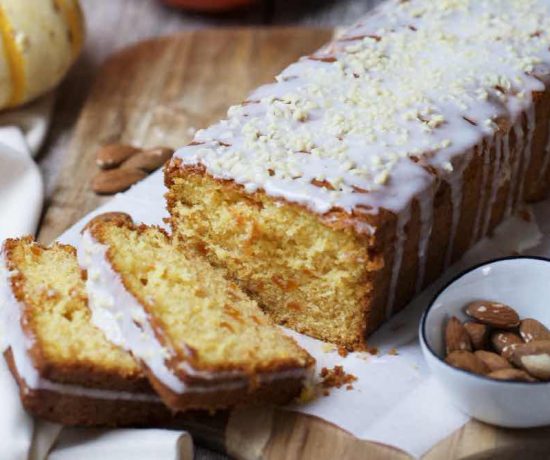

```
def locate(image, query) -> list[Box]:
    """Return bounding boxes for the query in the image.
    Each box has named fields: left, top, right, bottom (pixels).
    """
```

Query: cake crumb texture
left=166, top=167, right=378, bottom=350
left=92, top=221, right=314, bottom=377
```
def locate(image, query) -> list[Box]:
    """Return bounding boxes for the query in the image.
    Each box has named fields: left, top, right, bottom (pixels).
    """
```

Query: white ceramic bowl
left=420, top=256, right=550, bottom=428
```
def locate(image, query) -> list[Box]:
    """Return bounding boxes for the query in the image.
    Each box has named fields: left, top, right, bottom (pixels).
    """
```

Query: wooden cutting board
left=38, top=27, right=550, bottom=459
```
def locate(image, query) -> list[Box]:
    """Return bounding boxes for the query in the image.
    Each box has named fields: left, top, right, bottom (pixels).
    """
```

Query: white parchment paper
left=59, top=170, right=550, bottom=458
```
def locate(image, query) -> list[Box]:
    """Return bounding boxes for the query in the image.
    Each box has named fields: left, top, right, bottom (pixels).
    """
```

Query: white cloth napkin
left=0, top=97, right=193, bottom=460
left=0, top=89, right=50, bottom=242
left=0, top=95, right=51, bottom=460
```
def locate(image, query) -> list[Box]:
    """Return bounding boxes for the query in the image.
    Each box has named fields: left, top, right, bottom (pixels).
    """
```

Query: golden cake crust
left=4, top=349, right=172, bottom=427
left=143, top=361, right=307, bottom=412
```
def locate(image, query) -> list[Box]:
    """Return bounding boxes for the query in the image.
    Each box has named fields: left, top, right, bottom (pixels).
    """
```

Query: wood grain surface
left=37, top=27, right=550, bottom=460
left=38, top=0, right=384, bottom=201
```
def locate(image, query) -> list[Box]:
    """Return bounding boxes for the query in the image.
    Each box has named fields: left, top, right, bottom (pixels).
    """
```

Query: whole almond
left=96, top=144, right=141, bottom=169
left=487, top=368, right=538, bottom=383
left=445, top=317, right=472, bottom=355
left=121, top=147, right=175, bottom=172
left=474, top=350, right=513, bottom=372
left=445, top=351, right=489, bottom=375
left=464, top=322, right=489, bottom=350
left=519, top=319, right=550, bottom=343
left=92, top=168, right=147, bottom=195
left=491, top=331, right=523, bottom=359
left=510, top=340, right=550, bottom=380
left=465, top=301, right=520, bottom=329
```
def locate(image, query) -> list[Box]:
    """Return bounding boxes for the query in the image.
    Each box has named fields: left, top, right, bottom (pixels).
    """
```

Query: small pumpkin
left=0, top=0, right=85, bottom=110
left=161, top=0, right=256, bottom=12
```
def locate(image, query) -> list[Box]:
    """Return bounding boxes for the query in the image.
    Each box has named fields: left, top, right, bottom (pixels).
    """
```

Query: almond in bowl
left=420, top=257, right=550, bottom=428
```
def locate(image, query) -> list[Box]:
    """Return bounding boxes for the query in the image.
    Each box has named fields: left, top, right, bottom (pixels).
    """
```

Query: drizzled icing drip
left=385, top=204, right=410, bottom=319
left=444, top=152, right=472, bottom=268
left=174, top=0, right=550, bottom=231
left=415, top=188, right=434, bottom=292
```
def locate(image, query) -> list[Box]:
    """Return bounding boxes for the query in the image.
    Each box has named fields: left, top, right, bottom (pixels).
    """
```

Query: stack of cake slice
left=0, top=237, right=170, bottom=426
left=0, top=215, right=314, bottom=425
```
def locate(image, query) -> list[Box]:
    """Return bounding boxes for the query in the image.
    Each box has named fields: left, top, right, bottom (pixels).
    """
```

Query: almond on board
left=121, top=147, right=174, bottom=172
left=92, top=168, right=147, bottom=195
left=96, top=144, right=141, bottom=169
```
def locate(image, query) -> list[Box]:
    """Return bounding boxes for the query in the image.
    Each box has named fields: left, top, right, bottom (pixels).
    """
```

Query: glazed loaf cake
left=166, top=0, right=550, bottom=349
left=0, top=237, right=170, bottom=426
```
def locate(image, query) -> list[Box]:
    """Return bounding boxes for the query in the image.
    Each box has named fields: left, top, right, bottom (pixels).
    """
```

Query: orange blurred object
left=161, top=0, right=256, bottom=12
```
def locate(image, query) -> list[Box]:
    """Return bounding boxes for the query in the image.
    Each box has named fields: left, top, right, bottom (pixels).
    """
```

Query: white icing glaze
left=78, top=232, right=311, bottom=395
left=0, top=251, right=160, bottom=403
left=444, top=152, right=471, bottom=268
left=174, top=0, right=549, bottom=218
left=171, top=0, right=550, bottom=314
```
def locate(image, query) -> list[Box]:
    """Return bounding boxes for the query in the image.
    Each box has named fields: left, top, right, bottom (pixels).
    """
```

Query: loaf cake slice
left=166, top=0, right=550, bottom=349
left=0, top=237, right=171, bottom=426
left=78, top=214, right=314, bottom=411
